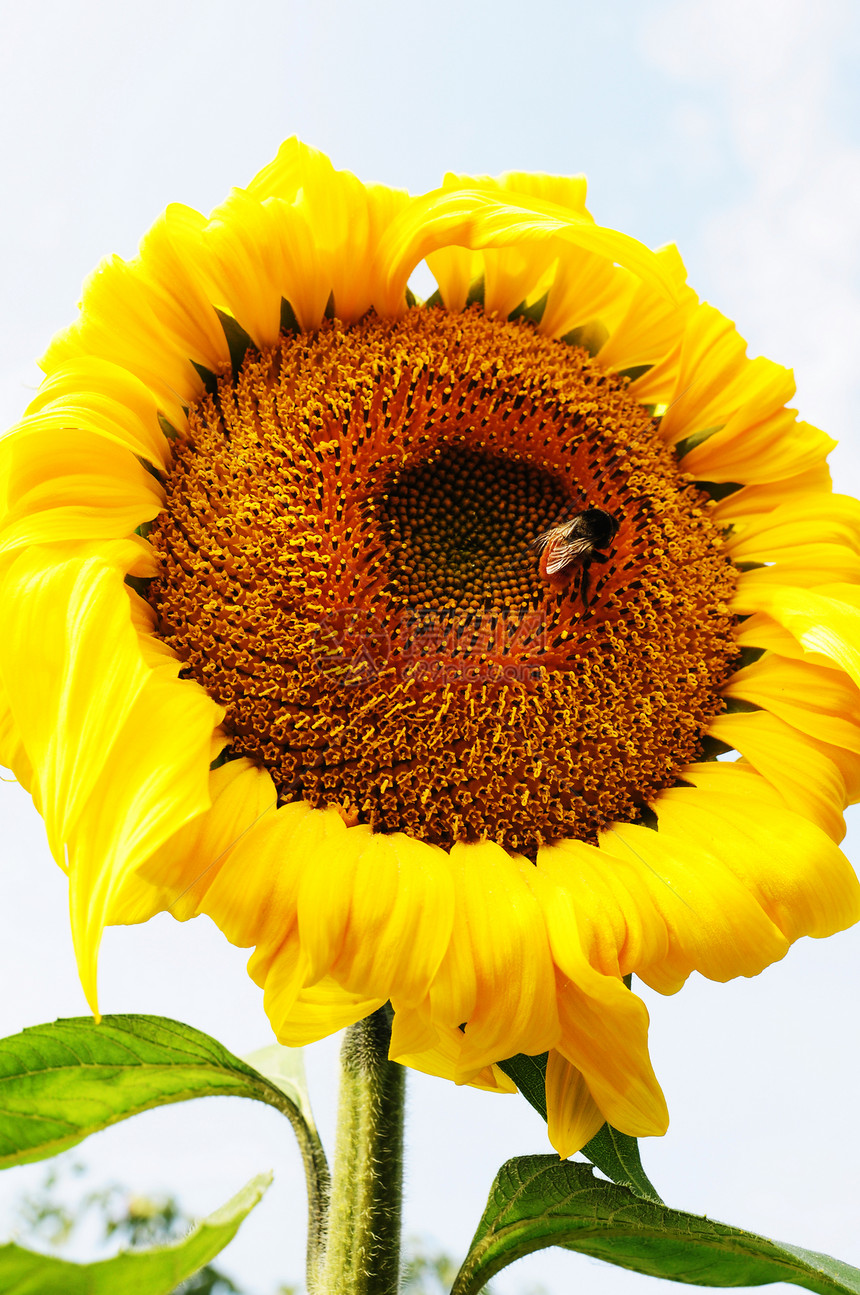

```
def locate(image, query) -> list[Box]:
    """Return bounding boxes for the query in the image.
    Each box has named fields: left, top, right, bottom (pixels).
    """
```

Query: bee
left=533, top=507, right=620, bottom=604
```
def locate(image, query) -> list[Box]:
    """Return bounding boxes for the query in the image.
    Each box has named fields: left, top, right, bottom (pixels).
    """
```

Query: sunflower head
left=2, top=138, right=859, bottom=1156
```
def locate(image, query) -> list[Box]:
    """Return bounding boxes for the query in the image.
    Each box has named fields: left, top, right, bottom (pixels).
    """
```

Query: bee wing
left=544, top=536, right=592, bottom=574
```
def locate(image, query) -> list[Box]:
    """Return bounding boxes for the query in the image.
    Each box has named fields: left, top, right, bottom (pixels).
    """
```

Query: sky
left=1, top=1, right=860, bottom=1292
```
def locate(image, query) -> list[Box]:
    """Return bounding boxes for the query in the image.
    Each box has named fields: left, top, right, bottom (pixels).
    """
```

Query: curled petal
left=545, top=1052, right=606, bottom=1158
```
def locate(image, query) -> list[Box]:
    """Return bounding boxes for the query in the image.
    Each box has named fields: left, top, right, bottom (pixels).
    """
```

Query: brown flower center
left=147, top=306, right=738, bottom=854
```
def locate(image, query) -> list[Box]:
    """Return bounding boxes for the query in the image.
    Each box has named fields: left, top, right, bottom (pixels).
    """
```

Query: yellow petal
left=710, top=711, right=847, bottom=842
left=734, top=546, right=860, bottom=597
left=0, top=667, right=33, bottom=792
left=67, top=666, right=219, bottom=1013
left=534, top=837, right=673, bottom=982
left=528, top=844, right=683, bottom=1129
left=539, top=250, right=622, bottom=342
left=554, top=970, right=668, bottom=1137
left=425, top=245, right=482, bottom=311
left=521, top=853, right=669, bottom=1134
left=135, top=205, right=232, bottom=372
left=427, top=841, right=559, bottom=1073
left=374, top=187, right=680, bottom=320
left=41, top=255, right=203, bottom=428
left=294, top=811, right=376, bottom=985
left=393, top=1017, right=517, bottom=1094
left=23, top=357, right=174, bottom=469
left=682, top=406, right=832, bottom=485
left=248, top=137, right=413, bottom=318
left=0, top=548, right=221, bottom=1010
left=596, top=244, right=694, bottom=375
left=0, top=431, right=163, bottom=557
left=244, top=135, right=321, bottom=202
left=732, top=585, right=860, bottom=688
left=724, top=655, right=860, bottom=752
left=0, top=552, right=147, bottom=855
left=183, top=178, right=411, bottom=346
left=112, top=759, right=279, bottom=925
left=429, top=168, right=589, bottom=320
left=710, top=464, right=833, bottom=522
left=656, top=301, right=749, bottom=446
left=725, top=494, right=860, bottom=562
left=596, top=818, right=789, bottom=985
left=656, top=766, right=860, bottom=944
left=545, top=1052, right=606, bottom=1158
left=266, top=975, right=384, bottom=1047
left=329, top=832, right=456, bottom=1008
left=735, top=613, right=839, bottom=667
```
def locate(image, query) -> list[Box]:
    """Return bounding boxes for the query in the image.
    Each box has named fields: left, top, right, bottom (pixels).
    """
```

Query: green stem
left=273, top=1093, right=330, bottom=1292
left=315, top=1007, right=406, bottom=1295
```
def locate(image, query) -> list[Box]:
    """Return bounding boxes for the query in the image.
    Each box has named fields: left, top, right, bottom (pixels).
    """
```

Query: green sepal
left=560, top=319, right=609, bottom=356
left=694, top=479, right=743, bottom=502
left=508, top=291, right=548, bottom=326
left=157, top=414, right=180, bottom=442
left=280, top=297, right=301, bottom=334
left=190, top=360, right=219, bottom=397
left=216, top=308, right=254, bottom=373
left=451, top=1156, right=860, bottom=1295
left=723, top=695, right=760, bottom=713
left=496, top=1053, right=547, bottom=1119
left=617, top=363, right=652, bottom=383
left=465, top=276, right=485, bottom=308
left=124, top=574, right=150, bottom=599
left=673, top=424, right=723, bottom=460
left=0, top=1172, right=271, bottom=1295
left=735, top=645, right=766, bottom=670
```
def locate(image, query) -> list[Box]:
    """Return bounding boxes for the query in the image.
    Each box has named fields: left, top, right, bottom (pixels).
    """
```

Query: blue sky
left=1, top=2, right=860, bottom=1292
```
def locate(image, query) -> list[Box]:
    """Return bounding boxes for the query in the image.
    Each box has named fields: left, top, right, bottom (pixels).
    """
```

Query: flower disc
left=147, top=306, right=738, bottom=853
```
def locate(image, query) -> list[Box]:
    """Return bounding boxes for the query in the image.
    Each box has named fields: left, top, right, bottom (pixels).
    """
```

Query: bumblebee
left=533, top=507, right=620, bottom=604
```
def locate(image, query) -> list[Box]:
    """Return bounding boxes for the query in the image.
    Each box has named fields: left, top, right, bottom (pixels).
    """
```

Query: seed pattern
left=147, top=307, right=739, bottom=854
left=380, top=446, right=568, bottom=613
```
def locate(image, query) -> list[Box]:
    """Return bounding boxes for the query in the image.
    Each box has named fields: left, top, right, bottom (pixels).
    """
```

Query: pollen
left=147, top=306, right=738, bottom=854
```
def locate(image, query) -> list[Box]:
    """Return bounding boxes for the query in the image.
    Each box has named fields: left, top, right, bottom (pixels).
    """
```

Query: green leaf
left=242, top=1043, right=318, bottom=1141
left=452, top=1156, right=860, bottom=1295
left=0, top=1171, right=270, bottom=1295
left=496, top=1052, right=661, bottom=1202
left=0, top=1015, right=313, bottom=1169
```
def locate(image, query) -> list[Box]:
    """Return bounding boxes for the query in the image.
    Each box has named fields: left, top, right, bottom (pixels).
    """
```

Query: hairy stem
left=315, top=1007, right=405, bottom=1295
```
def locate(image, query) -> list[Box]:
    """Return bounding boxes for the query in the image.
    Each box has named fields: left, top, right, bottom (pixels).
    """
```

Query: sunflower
left=2, top=139, right=859, bottom=1158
